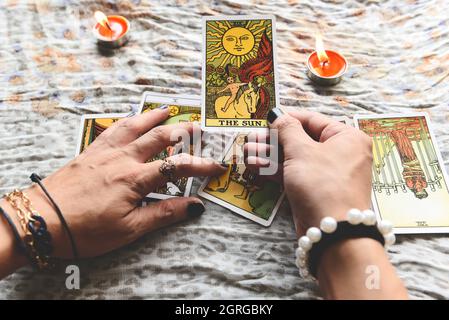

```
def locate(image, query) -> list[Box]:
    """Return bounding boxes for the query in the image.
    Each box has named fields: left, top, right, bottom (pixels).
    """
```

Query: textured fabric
left=1, top=0, right=449, bottom=299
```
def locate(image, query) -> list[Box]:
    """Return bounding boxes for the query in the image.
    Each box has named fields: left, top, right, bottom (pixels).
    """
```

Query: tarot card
left=201, top=15, right=279, bottom=132
left=139, top=92, right=201, bottom=200
left=198, top=133, right=285, bottom=226
left=354, top=113, right=449, bottom=234
left=75, top=113, right=127, bottom=155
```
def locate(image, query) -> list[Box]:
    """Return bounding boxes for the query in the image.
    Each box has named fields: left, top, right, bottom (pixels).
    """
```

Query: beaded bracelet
left=295, top=208, right=395, bottom=279
left=4, top=190, right=54, bottom=270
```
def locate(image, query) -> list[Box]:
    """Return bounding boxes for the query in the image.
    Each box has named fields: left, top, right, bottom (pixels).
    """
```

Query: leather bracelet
left=30, top=173, right=79, bottom=260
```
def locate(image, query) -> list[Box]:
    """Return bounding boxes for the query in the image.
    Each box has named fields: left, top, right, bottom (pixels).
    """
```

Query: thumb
left=267, top=108, right=313, bottom=148
left=128, top=197, right=205, bottom=236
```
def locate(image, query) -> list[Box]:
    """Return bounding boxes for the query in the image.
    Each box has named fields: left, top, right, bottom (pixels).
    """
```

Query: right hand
left=245, top=109, right=373, bottom=236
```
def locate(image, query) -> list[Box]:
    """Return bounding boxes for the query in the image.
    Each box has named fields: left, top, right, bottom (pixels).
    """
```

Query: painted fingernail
left=267, top=108, right=284, bottom=124
left=187, top=202, right=205, bottom=218
left=244, top=135, right=248, bottom=143
left=158, top=104, right=169, bottom=110
left=220, top=162, right=229, bottom=168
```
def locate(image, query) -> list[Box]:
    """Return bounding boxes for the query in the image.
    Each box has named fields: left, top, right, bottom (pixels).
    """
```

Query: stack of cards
left=76, top=15, right=449, bottom=233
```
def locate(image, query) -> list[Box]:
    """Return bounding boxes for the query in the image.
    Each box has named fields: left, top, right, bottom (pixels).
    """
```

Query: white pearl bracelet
left=295, top=208, right=395, bottom=279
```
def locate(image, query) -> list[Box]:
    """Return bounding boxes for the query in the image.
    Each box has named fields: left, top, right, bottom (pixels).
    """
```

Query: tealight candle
left=93, top=11, right=130, bottom=48
left=306, top=34, right=347, bottom=86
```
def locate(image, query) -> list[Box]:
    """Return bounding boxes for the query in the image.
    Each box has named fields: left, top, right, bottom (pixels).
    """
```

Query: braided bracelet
left=4, top=190, right=54, bottom=270
left=295, top=208, right=395, bottom=279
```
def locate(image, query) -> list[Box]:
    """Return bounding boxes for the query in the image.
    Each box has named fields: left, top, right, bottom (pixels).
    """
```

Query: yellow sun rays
left=207, top=31, right=222, bottom=38
left=248, top=20, right=264, bottom=32
left=206, top=19, right=271, bottom=68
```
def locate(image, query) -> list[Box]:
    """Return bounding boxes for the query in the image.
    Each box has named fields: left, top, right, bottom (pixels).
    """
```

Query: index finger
left=286, top=110, right=349, bottom=143
left=127, top=122, right=196, bottom=162
left=106, top=107, right=170, bottom=147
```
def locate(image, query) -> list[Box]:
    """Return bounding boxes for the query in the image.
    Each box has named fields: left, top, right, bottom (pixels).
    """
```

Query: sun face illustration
left=222, top=27, right=255, bottom=56
left=206, top=20, right=271, bottom=68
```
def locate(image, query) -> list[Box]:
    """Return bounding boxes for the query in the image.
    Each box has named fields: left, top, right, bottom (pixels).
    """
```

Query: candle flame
left=315, top=33, right=329, bottom=64
left=94, top=11, right=112, bottom=30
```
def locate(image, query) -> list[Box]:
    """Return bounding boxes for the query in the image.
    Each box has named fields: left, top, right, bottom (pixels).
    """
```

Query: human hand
left=244, top=109, right=373, bottom=236
left=1, top=108, right=226, bottom=259
left=244, top=110, right=409, bottom=299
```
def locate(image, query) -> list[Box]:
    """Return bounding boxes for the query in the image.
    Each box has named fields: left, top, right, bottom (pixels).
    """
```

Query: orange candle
left=306, top=34, right=347, bottom=86
left=93, top=11, right=130, bottom=48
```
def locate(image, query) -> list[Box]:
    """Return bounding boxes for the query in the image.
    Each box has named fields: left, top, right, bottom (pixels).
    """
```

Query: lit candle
left=306, top=34, right=348, bottom=86
left=93, top=11, right=130, bottom=48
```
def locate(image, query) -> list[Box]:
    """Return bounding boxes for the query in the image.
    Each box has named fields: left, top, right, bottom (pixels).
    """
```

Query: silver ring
left=159, top=159, right=176, bottom=182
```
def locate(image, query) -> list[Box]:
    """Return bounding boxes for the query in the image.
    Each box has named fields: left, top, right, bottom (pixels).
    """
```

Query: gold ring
left=159, top=159, right=176, bottom=182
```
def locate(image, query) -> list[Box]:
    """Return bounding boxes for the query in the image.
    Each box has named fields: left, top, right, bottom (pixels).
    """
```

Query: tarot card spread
left=202, top=15, right=278, bottom=132
left=355, top=113, right=449, bottom=234
left=139, top=93, right=201, bottom=199
left=198, top=133, right=284, bottom=227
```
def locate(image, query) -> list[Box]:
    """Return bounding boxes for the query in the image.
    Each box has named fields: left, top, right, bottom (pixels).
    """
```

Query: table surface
left=1, top=0, right=448, bottom=299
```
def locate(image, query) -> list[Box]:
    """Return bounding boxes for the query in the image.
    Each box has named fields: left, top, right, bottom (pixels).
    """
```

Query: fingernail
left=187, top=202, right=205, bottom=218
left=220, top=162, right=229, bottom=168
left=126, top=111, right=136, bottom=117
left=244, top=135, right=248, bottom=143
left=158, top=104, right=169, bottom=110
left=267, top=108, right=284, bottom=124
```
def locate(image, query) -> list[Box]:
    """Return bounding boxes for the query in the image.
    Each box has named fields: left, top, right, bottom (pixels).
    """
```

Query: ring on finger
left=159, top=159, right=177, bottom=183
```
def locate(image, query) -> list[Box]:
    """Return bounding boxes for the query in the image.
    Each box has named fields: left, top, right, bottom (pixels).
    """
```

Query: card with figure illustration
left=76, top=113, right=127, bottom=155
left=198, top=133, right=285, bottom=226
left=201, top=15, right=279, bottom=132
left=139, top=92, right=202, bottom=200
left=354, top=113, right=449, bottom=234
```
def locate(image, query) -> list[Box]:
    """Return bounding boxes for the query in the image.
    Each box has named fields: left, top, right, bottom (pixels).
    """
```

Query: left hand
left=1, top=107, right=226, bottom=260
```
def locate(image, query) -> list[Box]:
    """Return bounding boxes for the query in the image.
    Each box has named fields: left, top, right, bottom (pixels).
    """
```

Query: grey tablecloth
left=0, top=0, right=448, bottom=299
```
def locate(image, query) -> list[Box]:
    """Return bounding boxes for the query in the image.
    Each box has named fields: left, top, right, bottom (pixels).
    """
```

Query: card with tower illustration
left=139, top=92, right=202, bottom=200
left=198, top=133, right=285, bottom=226
left=201, top=15, right=279, bottom=132
left=355, top=113, right=449, bottom=234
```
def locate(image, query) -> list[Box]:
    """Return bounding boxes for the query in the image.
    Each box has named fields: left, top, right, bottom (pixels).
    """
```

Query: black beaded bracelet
left=30, top=173, right=79, bottom=260
left=0, top=206, right=34, bottom=265
left=28, top=214, right=54, bottom=258
left=295, top=209, right=395, bottom=279
left=308, top=221, right=385, bottom=278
